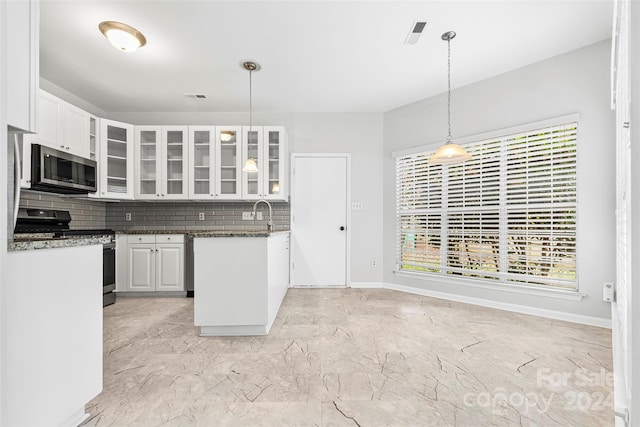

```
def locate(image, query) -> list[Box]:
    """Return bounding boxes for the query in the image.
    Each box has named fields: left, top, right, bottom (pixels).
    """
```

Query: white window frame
left=394, top=114, right=581, bottom=294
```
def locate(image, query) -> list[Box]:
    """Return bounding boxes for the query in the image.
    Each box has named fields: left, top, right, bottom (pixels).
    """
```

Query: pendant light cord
left=447, top=36, right=452, bottom=143
left=249, top=69, right=253, bottom=133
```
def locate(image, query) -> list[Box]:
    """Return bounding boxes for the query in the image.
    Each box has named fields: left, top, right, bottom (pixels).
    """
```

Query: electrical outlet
left=125, top=212, right=132, bottom=221
left=352, top=202, right=364, bottom=210
left=257, top=212, right=263, bottom=220
left=371, top=259, right=377, bottom=267
left=198, top=212, right=205, bottom=221
left=242, top=212, right=253, bottom=220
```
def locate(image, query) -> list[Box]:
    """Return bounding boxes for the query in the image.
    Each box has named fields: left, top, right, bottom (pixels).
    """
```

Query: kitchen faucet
left=251, top=199, right=274, bottom=233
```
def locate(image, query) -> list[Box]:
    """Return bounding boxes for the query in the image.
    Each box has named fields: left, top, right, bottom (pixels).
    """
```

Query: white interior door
left=291, top=154, right=349, bottom=287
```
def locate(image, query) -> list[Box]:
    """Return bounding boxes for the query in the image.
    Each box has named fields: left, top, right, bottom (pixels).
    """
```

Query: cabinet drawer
left=127, top=235, right=155, bottom=244
left=157, top=234, right=184, bottom=244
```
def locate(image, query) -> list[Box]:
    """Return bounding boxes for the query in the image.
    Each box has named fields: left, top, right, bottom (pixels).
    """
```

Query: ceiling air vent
left=184, top=93, right=207, bottom=100
left=404, top=21, right=427, bottom=45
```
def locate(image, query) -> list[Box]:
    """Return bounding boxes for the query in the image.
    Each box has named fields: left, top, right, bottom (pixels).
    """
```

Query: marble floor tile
left=82, top=289, right=613, bottom=426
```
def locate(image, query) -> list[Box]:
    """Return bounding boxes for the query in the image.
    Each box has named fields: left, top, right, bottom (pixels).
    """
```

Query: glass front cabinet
left=134, top=126, right=188, bottom=199
left=99, top=119, right=134, bottom=199
left=241, top=126, right=287, bottom=200
left=215, top=126, right=243, bottom=199
left=188, top=126, right=216, bottom=199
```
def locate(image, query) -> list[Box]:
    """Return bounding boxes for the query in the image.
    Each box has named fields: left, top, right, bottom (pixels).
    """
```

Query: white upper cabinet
left=215, top=126, right=243, bottom=199
left=242, top=126, right=287, bottom=200
left=263, top=126, right=287, bottom=200
left=28, top=90, right=91, bottom=158
left=135, top=126, right=161, bottom=199
left=99, top=119, right=134, bottom=199
left=162, top=126, right=189, bottom=199
left=188, top=126, right=216, bottom=199
left=6, top=0, right=39, bottom=133
left=134, top=126, right=189, bottom=199
left=241, top=126, right=264, bottom=200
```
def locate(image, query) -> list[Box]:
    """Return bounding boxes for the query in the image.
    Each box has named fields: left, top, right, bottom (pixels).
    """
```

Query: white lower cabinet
left=119, top=234, right=184, bottom=293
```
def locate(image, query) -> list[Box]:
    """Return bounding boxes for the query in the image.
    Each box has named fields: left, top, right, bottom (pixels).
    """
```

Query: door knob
left=339, top=226, right=345, bottom=231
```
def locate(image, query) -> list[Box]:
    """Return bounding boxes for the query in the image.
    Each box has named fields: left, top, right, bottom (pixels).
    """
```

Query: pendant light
left=242, top=61, right=260, bottom=173
left=429, top=31, right=471, bottom=165
left=99, top=21, right=147, bottom=53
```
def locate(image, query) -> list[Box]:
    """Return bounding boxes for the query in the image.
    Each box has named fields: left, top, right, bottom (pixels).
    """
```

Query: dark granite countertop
left=9, top=235, right=114, bottom=252
left=117, top=230, right=290, bottom=238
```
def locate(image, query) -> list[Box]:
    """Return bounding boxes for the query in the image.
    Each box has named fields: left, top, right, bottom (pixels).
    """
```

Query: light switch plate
left=242, top=212, right=253, bottom=220
left=257, top=212, right=263, bottom=220
left=603, top=282, right=614, bottom=302
left=352, top=202, right=364, bottom=210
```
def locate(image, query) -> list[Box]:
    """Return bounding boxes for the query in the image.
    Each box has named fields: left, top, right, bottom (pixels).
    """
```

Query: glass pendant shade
left=429, top=142, right=472, bottom=165
left=242, top=61, right=261, bottom=173
left=429, top=30, right=471, bottom=166
left=243, top=157, right=259, bottom=173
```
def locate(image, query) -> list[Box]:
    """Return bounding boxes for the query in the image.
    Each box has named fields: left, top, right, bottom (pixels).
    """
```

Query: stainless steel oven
left=103, top=241, right=116, bottom=306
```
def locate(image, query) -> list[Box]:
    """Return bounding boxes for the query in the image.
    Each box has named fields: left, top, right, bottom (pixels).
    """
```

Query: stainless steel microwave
left=31, top=144, right=97, bottom=194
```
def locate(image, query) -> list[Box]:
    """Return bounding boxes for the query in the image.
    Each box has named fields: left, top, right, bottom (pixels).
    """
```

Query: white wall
left=383, top=40, right=615, bottom=323
left=0, top=0, right=7, bottom=421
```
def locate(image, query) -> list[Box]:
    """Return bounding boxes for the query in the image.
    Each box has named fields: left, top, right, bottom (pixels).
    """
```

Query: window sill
left=393, top=270, right=585, bottom=301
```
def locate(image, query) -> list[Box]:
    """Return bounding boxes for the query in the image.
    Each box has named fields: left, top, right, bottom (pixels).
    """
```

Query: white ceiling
left=39, top=0, right=613, bottom=114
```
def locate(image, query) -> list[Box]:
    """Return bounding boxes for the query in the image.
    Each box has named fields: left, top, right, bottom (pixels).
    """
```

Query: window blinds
left=396, top=121, right=578, bottom=290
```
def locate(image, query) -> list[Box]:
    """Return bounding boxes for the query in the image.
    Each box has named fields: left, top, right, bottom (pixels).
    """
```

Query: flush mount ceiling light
left=429, top=31, right=471, bottom=165
left=242, top=61, right=261, bottom=173
left=220, top=131, right=234, bottom=142
left=99, top=21, right=147, bottom=53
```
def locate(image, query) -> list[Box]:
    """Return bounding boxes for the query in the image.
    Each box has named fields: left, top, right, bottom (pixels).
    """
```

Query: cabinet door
left=262, top=126, right=287, bottom=200
left=64, top=103, right=90, bottom=157
left=89, top=116, right=98, bottom=161
left=242, top=126, right=264, bottom=199
left=215, top=126, right=242, bottom=199
left=188, top=126, right=216, bottom=199
left=162, top=126, right=189, bottom=199
left=32, top=90, right=63, bottom=149
left=156, top=244, right=184, bottom=291
left=127, top=244, right=155, bottom=292
left=100, top=119, right=134, bottom=199
left=135, top=126, right=161, bottom=199
left=6, top=0, right=38, bottom=133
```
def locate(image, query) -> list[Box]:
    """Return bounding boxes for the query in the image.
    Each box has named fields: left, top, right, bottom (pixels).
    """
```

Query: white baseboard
left=349, top=282, right=384, bottom=288
left=345, top=281, right=610, bottom=328
left=382, top=282, right=611, bottom=329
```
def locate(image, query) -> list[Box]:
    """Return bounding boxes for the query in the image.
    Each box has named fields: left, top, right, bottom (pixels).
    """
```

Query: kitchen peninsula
left=193, top=231, right=290, bottom=336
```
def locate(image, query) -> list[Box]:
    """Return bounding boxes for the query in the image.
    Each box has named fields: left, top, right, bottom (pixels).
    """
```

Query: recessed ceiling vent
left=404, top=21, right=427, bottom=45
left=184, top=93, right=207, bottom=100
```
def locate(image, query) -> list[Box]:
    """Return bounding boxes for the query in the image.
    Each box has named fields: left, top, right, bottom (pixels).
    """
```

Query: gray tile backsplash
left=106, top=201, right=290, bottom=232
left=17, top=192, right=290, bottom=233
left=19, top=191, right=107, bottom=229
